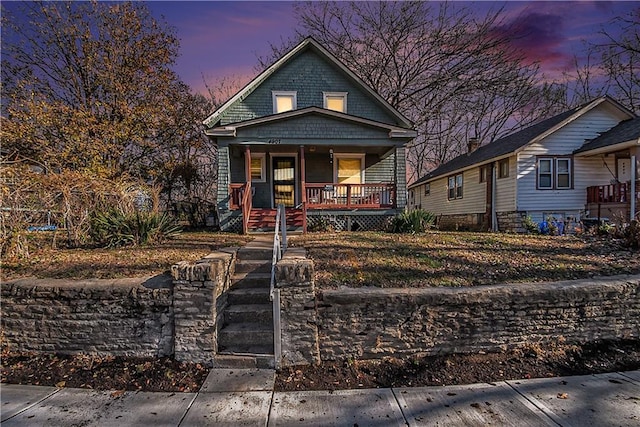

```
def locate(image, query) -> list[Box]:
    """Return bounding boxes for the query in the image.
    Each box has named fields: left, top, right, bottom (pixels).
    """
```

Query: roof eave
left=574, top=139, right=640, bottom=157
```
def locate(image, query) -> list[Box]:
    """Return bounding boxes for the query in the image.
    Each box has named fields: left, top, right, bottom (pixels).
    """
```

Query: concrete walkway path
left=2, top=370, right=638, bottom=426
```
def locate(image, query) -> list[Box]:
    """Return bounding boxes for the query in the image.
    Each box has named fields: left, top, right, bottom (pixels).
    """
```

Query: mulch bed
left=2, top=340, right=638, bottom=393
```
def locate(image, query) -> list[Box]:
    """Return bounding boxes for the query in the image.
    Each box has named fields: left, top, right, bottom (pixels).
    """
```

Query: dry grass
left=1, top=231, right=251, bottom=280
left=289, top=231, right=640, bottom=289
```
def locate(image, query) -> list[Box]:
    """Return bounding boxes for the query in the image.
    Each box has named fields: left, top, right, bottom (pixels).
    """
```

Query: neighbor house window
left=323, top=92, right=347, bottom=113
left=537, top=157, right=572, bottom=189
left=272, top=91, right=297, bottom=113
left=250, top=153, right=266, bottom=182
left=334, top=155, right=364, bottom=184
left=424, top=183, right=430, bottom=196
left=498, top=159, right=509, bottom=178
left=448, top=173, right=463, bottom=200
left=479, top=165, right=488, bottom=183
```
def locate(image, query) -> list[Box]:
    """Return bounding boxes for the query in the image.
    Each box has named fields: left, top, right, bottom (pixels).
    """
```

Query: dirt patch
left=0, top=353, right=208, bottom=393
left=275, top=339, right=640, bottom=391
left=2, top=340, right=638, bottom=393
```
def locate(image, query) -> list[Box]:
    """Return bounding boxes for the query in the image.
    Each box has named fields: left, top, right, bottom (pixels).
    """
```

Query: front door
left=273, top=157, right=296, bottom=207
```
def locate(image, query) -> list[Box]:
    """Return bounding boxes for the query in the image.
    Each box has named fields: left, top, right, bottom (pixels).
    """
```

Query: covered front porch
left=227, top=144, right=404, bottom=233
left=586, top=180, right=640, bottom=223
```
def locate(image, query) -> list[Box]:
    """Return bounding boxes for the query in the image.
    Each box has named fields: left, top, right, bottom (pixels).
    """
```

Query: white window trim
left=333, top=153, right=365, bottom=184
left=537, top=157, right=572, bottom=190
left=250, top=153, right=266, bottom=183
left=323, top=91, right=348, bottom=113
left=272, top=91, right=297, bottom=114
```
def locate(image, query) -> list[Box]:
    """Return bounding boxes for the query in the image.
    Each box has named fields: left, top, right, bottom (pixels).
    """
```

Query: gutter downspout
left=631, top=154, right=637, bottom=221
left=491, top=162, right=498, bottom=231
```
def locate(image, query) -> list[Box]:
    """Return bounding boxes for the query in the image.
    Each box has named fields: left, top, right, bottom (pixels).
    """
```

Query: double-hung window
left=323, top=92, right=347, bottom=113
left=272, top=91, right=297, bottom=113
left=448, top=173, right=463, bottom=200
left=537, top=157, right=572, bottom=189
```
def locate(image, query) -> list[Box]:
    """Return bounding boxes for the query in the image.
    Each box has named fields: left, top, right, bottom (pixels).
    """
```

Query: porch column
left=244, top=146, right=251, bottom=183
left=300, top=145, right=307, bottom=233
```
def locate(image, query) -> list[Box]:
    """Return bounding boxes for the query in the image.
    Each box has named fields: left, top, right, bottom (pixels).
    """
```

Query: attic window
left=323, top=92, right=347, bottom=113
left=273, top=91, right=297, bottom=113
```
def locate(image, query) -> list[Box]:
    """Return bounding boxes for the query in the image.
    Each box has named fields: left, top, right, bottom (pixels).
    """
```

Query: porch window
left=537, top=157, right=572, bottom=190
left=334, top=154, right=364, bottom=184
left=323, top=92, right=347, bottom=113
left=272, top=91, right=297, bottom=113
left=448, top=173, right=463, bottom=200
left=250, top=153, right=266, bottom=182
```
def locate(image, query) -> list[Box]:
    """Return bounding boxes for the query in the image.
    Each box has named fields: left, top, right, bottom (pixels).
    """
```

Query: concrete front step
left=231, top=272, right=271, bottom=289
left=213, top=354, right=275, bottom=369
left=228, top=288, right=270, bottom=305
left=224, top=304, right=272, bottom=323
left=235, top=259, right=271, bottom=274
left=218, top=322, right=274, bottom=353
left=237, top=246, right=274, bottom=261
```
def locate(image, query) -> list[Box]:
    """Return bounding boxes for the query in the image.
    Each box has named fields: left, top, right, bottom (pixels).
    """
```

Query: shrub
left=90, top=210, right=181, bottom=248
left=618, top=219, right=640, bottom=249
left=389, top=209, right=435, bottom=233
left=522, top=215, right=539, bottom=234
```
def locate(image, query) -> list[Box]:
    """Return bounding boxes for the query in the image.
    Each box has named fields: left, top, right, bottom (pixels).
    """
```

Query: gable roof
left=574, top=116, right=640, bottom=155
left=204, top=106, right=417, bottom=139
left=408, top=96, right=635, bottom=188
left=202, top=37, right=413, bottom=129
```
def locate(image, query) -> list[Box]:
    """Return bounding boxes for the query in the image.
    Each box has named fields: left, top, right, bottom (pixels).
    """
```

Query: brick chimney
left=467, top=137, right=480, bottom=153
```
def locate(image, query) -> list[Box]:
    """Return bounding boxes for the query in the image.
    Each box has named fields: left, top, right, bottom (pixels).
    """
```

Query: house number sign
left=268, top=139, right=281, bottom=144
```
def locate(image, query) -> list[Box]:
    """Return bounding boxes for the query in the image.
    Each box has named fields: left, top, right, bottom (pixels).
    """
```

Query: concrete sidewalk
left=2, top=370, right=638, bottom=426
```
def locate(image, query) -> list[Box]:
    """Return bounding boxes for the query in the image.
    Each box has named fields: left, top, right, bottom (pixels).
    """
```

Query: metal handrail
left=270, top=203, right=286, bottom=301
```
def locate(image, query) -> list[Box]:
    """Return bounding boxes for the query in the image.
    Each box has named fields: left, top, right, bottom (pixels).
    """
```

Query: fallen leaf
left=557, top=393, right=568, bottom=399
left=110, top=389, right=126, bottom=398
left=55, top=381, right=66, bottom=388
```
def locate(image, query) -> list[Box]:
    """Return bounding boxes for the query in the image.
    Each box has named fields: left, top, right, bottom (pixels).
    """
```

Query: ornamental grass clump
left=90, top=210, right=181, bottom=248
left=389, top=209, right=435, bottom=233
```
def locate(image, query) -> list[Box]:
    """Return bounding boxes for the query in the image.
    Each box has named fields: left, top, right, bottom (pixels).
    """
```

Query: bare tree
left=260, top=1, right=560, bottom=181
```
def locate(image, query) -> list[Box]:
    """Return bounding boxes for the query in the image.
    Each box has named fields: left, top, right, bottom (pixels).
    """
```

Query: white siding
left=495, top=156, right=517, bottom=212
left=516, top=106, right=622, bottom=214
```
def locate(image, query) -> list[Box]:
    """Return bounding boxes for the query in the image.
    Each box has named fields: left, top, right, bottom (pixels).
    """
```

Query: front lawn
left=1, top=231, right=251, bottom=280
left=289, top=231, right=640, bottom=288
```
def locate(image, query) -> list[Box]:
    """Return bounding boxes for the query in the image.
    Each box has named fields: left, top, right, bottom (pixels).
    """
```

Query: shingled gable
left=202, top=37, right=413, bottom=130
left=409, top=96, right=634, bottom=188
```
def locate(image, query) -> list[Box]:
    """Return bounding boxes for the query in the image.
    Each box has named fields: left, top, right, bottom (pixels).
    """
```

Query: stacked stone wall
left=496, top=211, right=526, bottom=233
left=1, top=277, right=174, bottom=357
left=314, top=276, right=640, bottom=361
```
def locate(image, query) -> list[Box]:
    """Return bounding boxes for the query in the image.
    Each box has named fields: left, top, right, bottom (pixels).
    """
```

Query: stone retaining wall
left=1, top=276, right=174, bottom=357
left=314, top=276, right=640, bottom=361
left=274, top=250, right=640, bottom=366
left=1, top=249, right=236, bottom=365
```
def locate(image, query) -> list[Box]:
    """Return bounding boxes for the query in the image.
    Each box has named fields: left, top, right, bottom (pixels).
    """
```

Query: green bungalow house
left=203, top=38, right=416, bottom=233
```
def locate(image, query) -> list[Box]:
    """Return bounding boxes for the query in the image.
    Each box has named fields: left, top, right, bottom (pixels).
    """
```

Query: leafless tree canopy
left=260, top=1, right=563, bottom=181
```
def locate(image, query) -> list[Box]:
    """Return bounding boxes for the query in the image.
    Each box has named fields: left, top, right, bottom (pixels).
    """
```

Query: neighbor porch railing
left=305, top=183, right=396, bottom=208
left=587, top=181, right=639, bottom=204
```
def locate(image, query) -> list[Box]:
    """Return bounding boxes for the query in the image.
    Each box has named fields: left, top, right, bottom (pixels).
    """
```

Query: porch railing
left=587, top=181, right=639, bottom=204
left=229, top=183, right=244, bottom=209
left=305, top=183, right=396, bottom=209
left=241, top=182, right=252, bottom=234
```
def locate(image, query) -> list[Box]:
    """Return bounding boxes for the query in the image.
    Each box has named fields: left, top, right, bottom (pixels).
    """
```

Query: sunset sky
left=144, top=1, right=638, bottom=95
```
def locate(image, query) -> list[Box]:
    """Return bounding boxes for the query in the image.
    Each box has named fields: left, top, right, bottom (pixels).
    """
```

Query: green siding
left=217, top=146, right=230, bottom=210
left=365, top=152, right=395, bottom=183
left=220, top=50, right=399, bottom=126
left=236, top=114, right=391, bottom=141
left=395, top=147, right=407, bottom=208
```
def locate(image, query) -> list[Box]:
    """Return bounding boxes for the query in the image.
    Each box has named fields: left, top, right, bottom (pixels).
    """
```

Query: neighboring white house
left=408, top=96, right=639, bottom=232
